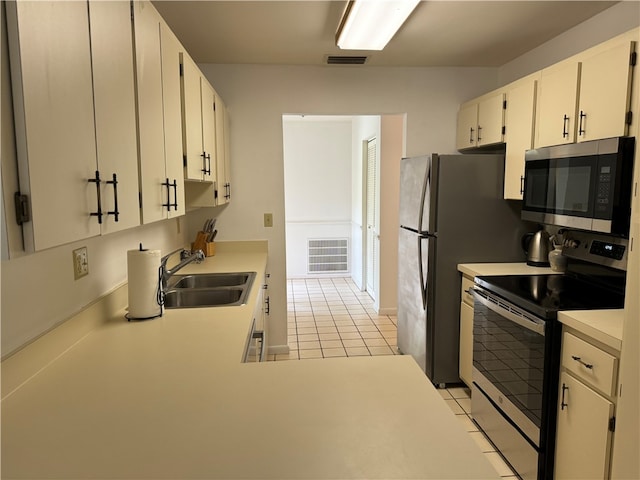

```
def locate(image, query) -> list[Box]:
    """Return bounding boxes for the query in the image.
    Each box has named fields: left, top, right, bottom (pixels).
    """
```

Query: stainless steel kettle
left=521, top=230, right=553, bottom=267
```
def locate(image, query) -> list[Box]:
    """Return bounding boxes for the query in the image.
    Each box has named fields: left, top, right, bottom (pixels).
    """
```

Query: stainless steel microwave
left=521, top=137, right=635, bottom=236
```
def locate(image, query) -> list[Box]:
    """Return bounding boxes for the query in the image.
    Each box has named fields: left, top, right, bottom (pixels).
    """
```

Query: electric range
left=471, top=229, right=628, bottom=480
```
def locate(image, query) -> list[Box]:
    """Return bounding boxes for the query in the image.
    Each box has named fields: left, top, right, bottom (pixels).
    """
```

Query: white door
left=365, top=138, right=378, bottom=299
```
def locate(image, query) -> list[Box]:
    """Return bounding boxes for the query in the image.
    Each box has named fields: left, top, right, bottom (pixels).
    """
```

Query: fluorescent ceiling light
left=336, top=0, right=420, bottom=51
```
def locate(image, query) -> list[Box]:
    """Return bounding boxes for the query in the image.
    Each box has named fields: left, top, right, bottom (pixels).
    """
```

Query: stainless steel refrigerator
left=397, top=154, right=532, bottom=386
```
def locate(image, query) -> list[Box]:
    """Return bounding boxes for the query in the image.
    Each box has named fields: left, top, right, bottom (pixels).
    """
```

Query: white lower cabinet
left=555, top=331, right=619, bottom=479
left=459, top=275, right=474, bottom=387
left=459, top=301, right=473, bottom=387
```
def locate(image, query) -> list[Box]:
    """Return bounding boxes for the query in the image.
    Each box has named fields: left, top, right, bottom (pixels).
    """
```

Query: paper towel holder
left=125, top=243, right=164, bottom=322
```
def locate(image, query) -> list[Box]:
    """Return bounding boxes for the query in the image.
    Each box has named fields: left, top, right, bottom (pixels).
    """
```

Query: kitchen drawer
left=461, top=276, right=475, bottom=306
left=562, top=332, right=618, bottom=397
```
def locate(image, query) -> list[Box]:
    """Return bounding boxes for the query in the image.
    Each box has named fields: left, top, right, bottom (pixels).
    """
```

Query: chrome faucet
left=160, top=248, right=205, bottom=289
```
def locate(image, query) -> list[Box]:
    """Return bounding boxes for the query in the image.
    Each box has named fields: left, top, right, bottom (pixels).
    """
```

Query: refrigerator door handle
left=417, top=156, right=431, bottom=232
left=418, top=235, right=428, bottom=310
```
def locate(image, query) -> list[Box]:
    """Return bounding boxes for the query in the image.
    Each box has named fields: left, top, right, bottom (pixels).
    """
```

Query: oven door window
left=473, top=301, right=545, bottom=429
left=524, top=156, right=598, bottom=218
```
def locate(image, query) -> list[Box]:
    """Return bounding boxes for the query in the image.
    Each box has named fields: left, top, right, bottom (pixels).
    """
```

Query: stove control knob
left=565, top=239, right=580, bottom=249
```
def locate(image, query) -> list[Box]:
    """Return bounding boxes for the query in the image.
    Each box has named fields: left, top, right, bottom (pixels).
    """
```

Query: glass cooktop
left=474, top=274, right=626, bottom=320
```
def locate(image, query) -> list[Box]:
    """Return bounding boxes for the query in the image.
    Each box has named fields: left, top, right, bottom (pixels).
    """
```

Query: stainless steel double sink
left=164, top=272, right=256, bottom=308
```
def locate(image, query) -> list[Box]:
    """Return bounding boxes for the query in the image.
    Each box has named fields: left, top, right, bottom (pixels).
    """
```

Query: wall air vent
left=308, top=238, right=349, bottom=274
left=326, top=55, right=368, bottom=65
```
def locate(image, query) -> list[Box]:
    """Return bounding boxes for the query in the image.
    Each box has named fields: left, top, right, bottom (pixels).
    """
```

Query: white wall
left=195, top=64, right=499, bottom=351
left=1, top=218, right=188, bottom=356
left=378, top=115, right=405, bottom=316
left=283, top=116, right=353, bottom=278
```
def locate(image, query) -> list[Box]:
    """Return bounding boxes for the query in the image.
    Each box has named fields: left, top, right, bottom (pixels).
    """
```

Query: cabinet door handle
left=106, top=173, right=119, bottom=222
left=578, top=111, right=586, bottom=136
left=172, top=179, right=178, bottom=210
left=200, top=152, right=211, bottom=175
left=477, top=125, right=482, bottom=142
left=571, top=355, right=593, bottom=369
left=265, top=295, right=270, bottom=315
left=520, top=175, right=525, bottom=194
left=200, top=151, right=207, bottom=174
left=562, top=114, right=569, bottom=138
left=88, top=170, right=103, bottom=224
left=162, top=178, right=178, bottom=211
left=561, top=383, right=569, bottom=410
left=469, top=127, right=475, bottom=144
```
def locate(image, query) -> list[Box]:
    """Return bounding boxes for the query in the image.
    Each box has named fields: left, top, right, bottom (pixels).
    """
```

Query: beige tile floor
left=270, top=277, right=518, bottom=479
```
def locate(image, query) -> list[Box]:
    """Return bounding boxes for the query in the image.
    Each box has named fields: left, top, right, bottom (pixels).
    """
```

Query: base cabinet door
left=555, top=371, right=614, bottom=480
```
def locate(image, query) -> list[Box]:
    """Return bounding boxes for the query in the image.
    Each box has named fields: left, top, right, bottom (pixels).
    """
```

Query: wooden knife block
left=192, top=232, right=216, bottom=257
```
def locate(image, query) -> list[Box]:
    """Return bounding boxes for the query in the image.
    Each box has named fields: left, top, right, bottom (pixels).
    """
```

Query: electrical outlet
left=73, top=247, right=89, bottom=280
left=264, top=213, right=273, bottom=228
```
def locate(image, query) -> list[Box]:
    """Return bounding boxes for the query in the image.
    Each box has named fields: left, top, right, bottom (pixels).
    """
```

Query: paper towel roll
left=127, top=248, right=162, bottom=319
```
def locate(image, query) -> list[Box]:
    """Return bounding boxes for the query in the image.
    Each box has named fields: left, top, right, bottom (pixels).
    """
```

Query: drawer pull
left=571, top=355, right=593, bottom=369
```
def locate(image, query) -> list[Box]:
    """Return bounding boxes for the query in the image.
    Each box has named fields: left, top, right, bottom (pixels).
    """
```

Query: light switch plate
left=264, top=213, right=273, bottom=228
left=73, top=247, right=89, bottom=280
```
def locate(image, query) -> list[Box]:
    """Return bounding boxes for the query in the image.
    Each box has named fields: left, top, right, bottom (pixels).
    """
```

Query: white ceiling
left=152, top=1, right=619, bottom=67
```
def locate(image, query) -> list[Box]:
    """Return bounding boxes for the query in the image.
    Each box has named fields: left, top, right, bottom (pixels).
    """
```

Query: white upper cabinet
left=6, top=0, right=138, bottom=251
left=503, top=75, right=537, bottom=200
left=88, top=1, right=140, bottom=234
left=181, top=53, right=216, bottom=184
left=160, top=20, right=186, bottom=218
left=7, top=1, right=98, bottom=252
left=133, top=0, right=184, bottom=224
left=456, top=91, right=505, bottom=150
left=577, top=41, right=635, bottom=142
left=215, top=93, right=232, bottom=204
left=201, top=80, right=217, bottom=184
left=535, top=61, right=580, bottom=147
left=536, top=38, right=636, bottom=148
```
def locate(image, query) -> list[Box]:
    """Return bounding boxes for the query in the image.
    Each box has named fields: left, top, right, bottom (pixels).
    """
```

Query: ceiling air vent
left=326, top=55, right=368, bottom=65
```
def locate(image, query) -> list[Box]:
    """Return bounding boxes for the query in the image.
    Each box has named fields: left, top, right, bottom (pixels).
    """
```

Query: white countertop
left=458, top=262, right=557, bottom=278
left=558, top=309, right=624, bottom=352
left=1, top=243, right=499, bottom=479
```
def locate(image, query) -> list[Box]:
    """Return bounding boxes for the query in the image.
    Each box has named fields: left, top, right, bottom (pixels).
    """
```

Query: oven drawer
left=561, top=332, right=618, bottom=397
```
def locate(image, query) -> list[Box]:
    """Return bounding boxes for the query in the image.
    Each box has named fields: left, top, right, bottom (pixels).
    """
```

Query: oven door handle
left=471, top=286, right=546, bottom=335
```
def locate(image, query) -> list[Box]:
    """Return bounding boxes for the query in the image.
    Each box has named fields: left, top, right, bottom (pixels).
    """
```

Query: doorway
left=282, top=114, right=404, bottom=314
